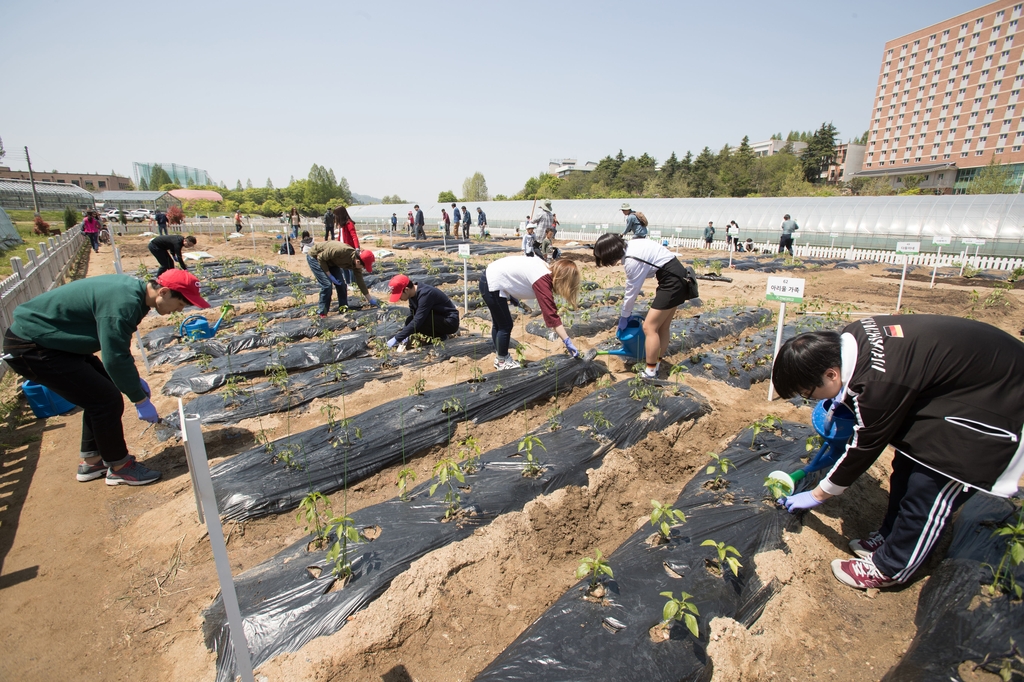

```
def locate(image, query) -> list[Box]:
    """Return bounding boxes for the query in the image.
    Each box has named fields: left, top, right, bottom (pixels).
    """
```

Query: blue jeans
left=86, top=232, right=99, bottom=251
left=306, top=255, right=348, bottom=314
left=479, top=275, right=514, bottom=357
left=291, top=225, right=299, bottom=239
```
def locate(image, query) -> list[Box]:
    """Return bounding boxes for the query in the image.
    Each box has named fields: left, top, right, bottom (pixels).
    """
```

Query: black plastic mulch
left=203, top=379, right=711, bottom=682
left=160, top=334, right=370, bottom=397
left=160, top=357, right=401, bottom=431
left=209, top=354, right=606, bottom=522
left=881, top=494, right=1024, bottom=681
left=475, top=419, right=814, bottom=682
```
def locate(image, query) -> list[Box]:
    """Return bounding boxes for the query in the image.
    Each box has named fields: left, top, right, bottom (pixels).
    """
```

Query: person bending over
left=3, top=270, right=211, bottom=486
left=771, top=316, right=1024, bottom=590
left=306, top=241, right=378, bottom=317
left=594, top=233, right=699, bottom=378
left=148, top=234, right=197, bottom=276
left=384, top=274, right=460, bottom=349
left=479, top=255, right=581, bottom=370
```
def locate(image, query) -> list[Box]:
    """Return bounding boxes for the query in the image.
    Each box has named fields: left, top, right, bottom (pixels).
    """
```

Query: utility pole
left=24, top=146, right=41, bottom=215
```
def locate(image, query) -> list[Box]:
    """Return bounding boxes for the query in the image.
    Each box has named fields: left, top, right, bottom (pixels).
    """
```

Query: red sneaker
left=849, top=531, right=885, bottom=558
left=831, top=557, right=898, bottom=589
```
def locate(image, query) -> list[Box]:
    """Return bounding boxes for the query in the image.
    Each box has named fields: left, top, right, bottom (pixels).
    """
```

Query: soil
left=2, top=230, right=1022, bottom=682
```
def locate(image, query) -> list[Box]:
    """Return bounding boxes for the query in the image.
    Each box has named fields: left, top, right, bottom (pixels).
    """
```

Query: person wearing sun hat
left=528, top=198, right=554, bottom=238
left=384, top=274, right=460, bottom=349
left=621, top=202, right=648, bottom=239
left=2, top=270, right=211, bottom=486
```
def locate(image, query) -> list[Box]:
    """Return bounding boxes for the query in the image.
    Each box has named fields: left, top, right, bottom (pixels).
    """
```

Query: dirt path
left=1, top=231, right=1021, bottom=682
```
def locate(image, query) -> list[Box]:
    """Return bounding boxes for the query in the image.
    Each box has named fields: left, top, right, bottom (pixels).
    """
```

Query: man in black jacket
left=148, top=234, right=197, bottom=276
left=384, top=274, right=460, bottom=348
left=414, top=205, right=426, bottom=240
left=772, top=315, right=1024, bottom=590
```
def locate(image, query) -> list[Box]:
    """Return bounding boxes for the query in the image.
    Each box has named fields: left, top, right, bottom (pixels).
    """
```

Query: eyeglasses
left=798, top=387, right=816, bottom=401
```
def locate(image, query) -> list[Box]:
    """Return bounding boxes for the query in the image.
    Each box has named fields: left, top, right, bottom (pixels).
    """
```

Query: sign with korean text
left=962, top=238, right=986, bottom=245
left=895, top=241, right=920, bottom=255
left=458, top=244, right=471, bottom=259
left=649, top=230, right=662, bottom=239
left=765, top=277, right=805, bottom=303
left=932, top=236, right=952, bottom=245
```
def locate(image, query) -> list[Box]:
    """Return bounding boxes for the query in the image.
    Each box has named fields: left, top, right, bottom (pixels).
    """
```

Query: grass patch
left=1, top=210, right=73, bottom=278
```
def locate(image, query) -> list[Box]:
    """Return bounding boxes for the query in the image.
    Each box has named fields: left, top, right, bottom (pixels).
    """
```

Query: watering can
left=595, top=314, right=646, bottom=362
left=766, top=398, right=856, bottom=496
left=179, top=304, right=232, bottom=340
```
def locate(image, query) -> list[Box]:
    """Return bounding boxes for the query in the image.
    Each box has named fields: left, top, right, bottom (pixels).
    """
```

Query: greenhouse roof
left=348, top=194, right=1024, bottom=241
left=0, top=179, right=96, bottom=200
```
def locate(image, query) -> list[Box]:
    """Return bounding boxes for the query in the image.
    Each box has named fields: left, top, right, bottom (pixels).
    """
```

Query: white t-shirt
left=622, top=238, right=676, bottom=317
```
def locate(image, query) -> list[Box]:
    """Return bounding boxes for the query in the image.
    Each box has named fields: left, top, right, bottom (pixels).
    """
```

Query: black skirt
left=651, top=257, right=698, bottom=310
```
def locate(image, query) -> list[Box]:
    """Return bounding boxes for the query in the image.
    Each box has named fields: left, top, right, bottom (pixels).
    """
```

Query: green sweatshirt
left=307, top=242, right=371, bottom=299
left=10, top=274, right=150, bottom=402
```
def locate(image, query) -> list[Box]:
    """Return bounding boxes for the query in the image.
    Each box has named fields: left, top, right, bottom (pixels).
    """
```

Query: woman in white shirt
left=594, top=234, right=698, bottom=378
left=479, top=256, right=581, bottom=370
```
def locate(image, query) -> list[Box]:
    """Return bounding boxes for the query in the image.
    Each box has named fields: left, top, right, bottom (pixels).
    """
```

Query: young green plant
left=705, top=452, right=735, bottom=486
left=660, top=591, right=700, bottom=638
left=650, top=500, right=687, bottom=541
left=518, top=434, right=545, bottom=477
left=750, top=414, right=782, bottom=448
left=575, top=549, right=613, bottom=589
left=429, top=457, right=465, bottom=519
left=702, top=539, right=742, bottom=577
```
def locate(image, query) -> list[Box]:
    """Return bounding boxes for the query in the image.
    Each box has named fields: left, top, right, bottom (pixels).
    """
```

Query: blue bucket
left=22, top=381, right=76, bottom=419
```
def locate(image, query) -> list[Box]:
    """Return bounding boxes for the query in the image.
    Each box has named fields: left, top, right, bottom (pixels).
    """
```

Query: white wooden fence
left=0, top=226, right=88, bottom=380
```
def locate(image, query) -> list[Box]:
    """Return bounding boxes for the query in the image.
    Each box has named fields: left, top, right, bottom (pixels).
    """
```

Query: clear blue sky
left=0, top=0, right=984, bottom=202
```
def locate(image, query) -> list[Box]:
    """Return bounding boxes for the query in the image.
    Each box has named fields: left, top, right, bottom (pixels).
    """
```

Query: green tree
left=689, top=147, right=721, bottom=197
left=305, top=164, right=340, bottom=205
left=848, top=176, right=895, bottom=196
left=381, top=194, right=406, bottom=204
left=265, top=178, right=274, bottom=189
left=0, top=135, right=6, bottom=162
left=138, top=177, right=149, bottom=190
left=246, top=178, right=254, bottom=189
left=967, top=158, right=1018, bottom=194
left=149, top=164, right=173, bottom=189
left=801, top=122, right=839, bottom=183
left=438, top=190, right=458, bottom=203
left=235, top=180, right=243, bottom=191
left=462, top=172, right=489, bottom=201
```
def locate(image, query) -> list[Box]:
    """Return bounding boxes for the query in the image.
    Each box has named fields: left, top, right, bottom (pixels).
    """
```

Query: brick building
left=856, top=0, right=1024, bottom=193
left=0, top=167, right=131, bottom=191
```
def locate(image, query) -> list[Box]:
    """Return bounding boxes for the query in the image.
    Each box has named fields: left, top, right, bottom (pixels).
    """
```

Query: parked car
left=103, top=209, right=122, bottom=223
left=128, top=209, right=152, bottom=222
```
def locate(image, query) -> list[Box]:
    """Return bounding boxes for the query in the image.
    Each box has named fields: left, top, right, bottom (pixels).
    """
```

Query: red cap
left=156, top=269, right=211, bottom=309
left=388, top=274, right=411, bottom=302
left=359, top=249, right=375, bottom=274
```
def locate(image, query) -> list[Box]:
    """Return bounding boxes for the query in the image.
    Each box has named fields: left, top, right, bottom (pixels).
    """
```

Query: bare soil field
left=1, top=230, right=1021, bottom=682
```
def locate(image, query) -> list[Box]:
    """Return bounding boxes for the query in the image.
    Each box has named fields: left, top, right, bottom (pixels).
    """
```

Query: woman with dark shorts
left=594, top=233, right=698, bottom=378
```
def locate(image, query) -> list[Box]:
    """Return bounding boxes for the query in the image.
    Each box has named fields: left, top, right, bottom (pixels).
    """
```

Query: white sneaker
left=493, top=356, right=521, bottom=370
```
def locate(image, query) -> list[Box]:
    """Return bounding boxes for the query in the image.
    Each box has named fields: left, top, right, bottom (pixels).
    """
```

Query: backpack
left=635, top=211, right=648, bottom=227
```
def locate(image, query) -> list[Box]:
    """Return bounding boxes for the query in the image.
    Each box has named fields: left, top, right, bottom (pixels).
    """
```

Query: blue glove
left=328, top=274, right=342, bottom=286
left=139, top=378, right=151, bottom=397
left=135, top=398, right=160, bottom=424
left=387, top=337, right=398, bottom=348
left=368, top=297, right=379, bottom=306
left=617, top=316, right=630, bottom=332
left=782, top=491, right=823, bottom=513
left=563, top=337, right=579, bottom=358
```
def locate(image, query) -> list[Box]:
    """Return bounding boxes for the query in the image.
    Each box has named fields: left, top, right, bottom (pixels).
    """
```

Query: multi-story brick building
left=0, top=167, right=131, bottom=191
left=856, top=0, right=1024, bottom=193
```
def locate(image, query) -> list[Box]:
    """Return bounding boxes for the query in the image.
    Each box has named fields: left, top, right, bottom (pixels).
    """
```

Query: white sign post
left=765, top=276, right=805, bottom=401
left=458, top=243, right=471, bottom=313
left=830, top=232, right=840, bottom=248
left=930, top=236, right=952, bottom=288
left=895, top=241, right=920, bottom=313
left=959, top=238, right=985, bottom=276
left=177, top=401, right=256, bottom=682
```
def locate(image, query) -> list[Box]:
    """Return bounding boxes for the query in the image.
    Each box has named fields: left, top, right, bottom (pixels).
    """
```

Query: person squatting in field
left=771, top=315, right=1024, bottom=590
left=2, top=270, right=211, bottom=486
left=593, top=233, right=699, bottom=379
left=479, top=255, right=581, bottom=370
left=384, top=274, right=460, bottom=349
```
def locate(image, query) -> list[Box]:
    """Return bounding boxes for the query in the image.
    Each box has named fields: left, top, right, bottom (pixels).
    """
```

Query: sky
left=0, top=0, right=989, bottom=202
